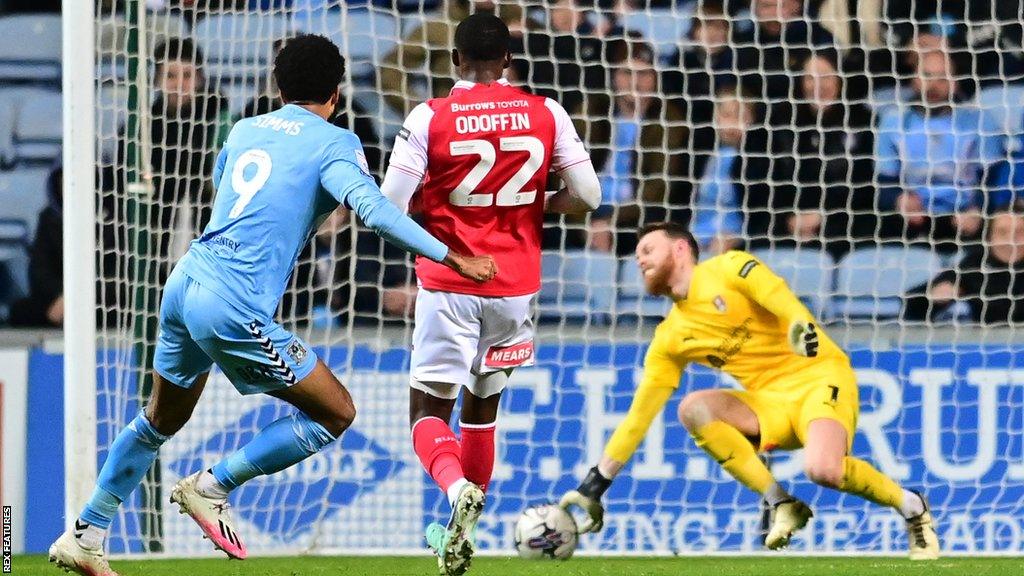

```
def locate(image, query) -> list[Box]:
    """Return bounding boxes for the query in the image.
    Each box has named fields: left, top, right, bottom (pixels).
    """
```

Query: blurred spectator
left=662, top=0, right=738, bottom=159
left=734, top=0, right=835, bottom=123
left=9, top=163, right=123, bottom=328
left=117, top=38, right=230, bottom=273
left=239, top=38, right=382, bottom=177
left=573, top=38, right=687, bottom=255
left=903, top=210, right=1024, bottom=324
left=280, top=208, right=417, bottom=324
left=378, top=0, right=525, bottom=117
left=688, top=85, right=747, bottom=256
left=886, top=0, right=1024, bottom=92
left=715, top=83, right=796, bottom=249
left=8, top=164, right=62, bottom=327
left=790, top=52, right=883, bottom=259
left=875, top=43, right=1001, bottom=253
left=814, top=0, right=897, bottom=99
left=511, top=0, right=620, bottom=113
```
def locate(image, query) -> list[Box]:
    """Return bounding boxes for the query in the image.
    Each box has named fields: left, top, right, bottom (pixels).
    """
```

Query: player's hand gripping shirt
left=178, top=104, right=448, bottom=320
left=604, top=251, right=850, bottom=462
left=387, top=79, right=590, bottom=297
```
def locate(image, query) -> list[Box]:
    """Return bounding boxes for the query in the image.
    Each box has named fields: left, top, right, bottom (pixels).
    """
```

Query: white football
left=514, top=504, right=578, bottom=560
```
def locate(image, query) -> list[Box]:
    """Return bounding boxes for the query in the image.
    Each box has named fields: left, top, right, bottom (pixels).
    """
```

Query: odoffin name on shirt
left=452, top=99, right=532, bottom=134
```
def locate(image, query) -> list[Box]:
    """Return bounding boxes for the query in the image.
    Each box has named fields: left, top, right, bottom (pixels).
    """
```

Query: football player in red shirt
left=380, top=13, right=601, bottom=575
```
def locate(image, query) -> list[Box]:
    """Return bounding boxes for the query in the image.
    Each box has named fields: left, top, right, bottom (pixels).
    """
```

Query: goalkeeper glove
left=788, top=320, right=819, bottom=357
left=559, top=466, right=611, bottom=533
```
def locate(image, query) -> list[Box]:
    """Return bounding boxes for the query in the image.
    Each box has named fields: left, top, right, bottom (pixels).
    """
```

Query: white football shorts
left=410, top=288, right=537, bottom=400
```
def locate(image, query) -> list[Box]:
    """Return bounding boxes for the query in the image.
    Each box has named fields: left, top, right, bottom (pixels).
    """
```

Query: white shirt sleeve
left=380, top=166, right=423, bottom=213
left=545, top=98, right=591, bottom=173
left=387, top=102, right=434, bottom=179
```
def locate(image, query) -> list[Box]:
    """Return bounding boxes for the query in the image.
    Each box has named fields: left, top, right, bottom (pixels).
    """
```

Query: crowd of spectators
left=2, top=0, right=1024, bottom=326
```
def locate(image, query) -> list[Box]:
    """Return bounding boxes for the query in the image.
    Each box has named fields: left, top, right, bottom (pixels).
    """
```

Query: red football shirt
left=387, top=79, right=590, bottom=297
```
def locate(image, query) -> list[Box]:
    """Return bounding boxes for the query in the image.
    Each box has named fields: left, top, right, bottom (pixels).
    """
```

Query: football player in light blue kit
left=49, top=35, right=497, bottom=576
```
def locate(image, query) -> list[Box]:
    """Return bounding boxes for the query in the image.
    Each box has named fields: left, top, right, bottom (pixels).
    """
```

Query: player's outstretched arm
left=561, top=331, right=683, bottom=532
left=326, top=151, right=497, bottom=283
left=351, top=189, right=497, bottom=283
left=546, top=161, right=602, bottom=215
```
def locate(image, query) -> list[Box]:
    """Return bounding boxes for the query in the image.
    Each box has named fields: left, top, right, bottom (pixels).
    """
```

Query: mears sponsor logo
left=485, top=341, right=534, bottom=368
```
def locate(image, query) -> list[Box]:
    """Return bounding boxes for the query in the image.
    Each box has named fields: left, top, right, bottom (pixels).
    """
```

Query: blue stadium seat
left=0, top=169, right=49, bottom=307
left=292, top=8, right=399, bottom=80
left=622, top=8, right=693, bottom=64
left=13, top=90, right=62, bottom=163
left=616, top=258, right=671, bottom=319
left=750, top=248, right=834, bottom=319
left=833, top=246, right=944, bottom=321
left=352, top=87, right=402, bottom=143
left=0, top=217, right=30, bottom=305
left=0, top=168, right=50, bottom=241
left=96, top=13, right=189, bottom=80
left=978, top=84, right=1024, bottom=144
left=0, top=14, right=62, bottom=83
left=0, top=88, right=62, bottom=164
left=0, top=100, right=15, bottom=168
left=193, top=13, right=292, bottom=81
left=539, top=250, right=617, bottom=323
left=400, top=10, right=435, bottom=38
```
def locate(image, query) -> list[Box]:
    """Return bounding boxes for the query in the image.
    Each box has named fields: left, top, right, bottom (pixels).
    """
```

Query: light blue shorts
left=153, top=267, right=318, bottom=395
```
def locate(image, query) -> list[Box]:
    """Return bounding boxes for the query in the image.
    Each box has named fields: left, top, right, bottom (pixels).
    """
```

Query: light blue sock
left=211, top=412, right=336, bottom=490
left=80, top=412, right=170, bottom=529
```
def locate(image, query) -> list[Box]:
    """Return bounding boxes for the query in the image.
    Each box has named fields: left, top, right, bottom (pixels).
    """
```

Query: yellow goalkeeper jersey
left=604, top=250, right=850, bottom=463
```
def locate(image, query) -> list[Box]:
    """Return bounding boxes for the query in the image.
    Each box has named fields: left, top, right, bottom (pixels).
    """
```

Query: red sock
left=412, top=417, right=464, bottom=492
left=459, top=421, right=496, bottom=492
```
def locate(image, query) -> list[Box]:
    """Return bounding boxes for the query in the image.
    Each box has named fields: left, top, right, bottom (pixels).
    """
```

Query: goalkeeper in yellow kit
left=560, top=222, right=940, bottom=559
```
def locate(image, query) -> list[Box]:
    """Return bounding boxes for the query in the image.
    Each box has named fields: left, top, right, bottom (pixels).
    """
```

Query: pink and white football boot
left=169, top=472, right=247, bottom=560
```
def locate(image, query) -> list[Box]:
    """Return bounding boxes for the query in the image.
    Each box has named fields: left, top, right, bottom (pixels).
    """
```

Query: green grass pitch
left=15, top=554, right=1024, bottom=576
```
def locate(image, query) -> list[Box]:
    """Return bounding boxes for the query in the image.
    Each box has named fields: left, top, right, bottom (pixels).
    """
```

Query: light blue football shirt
left=177, top=104, right=448, bottom=320
left=875, top=105, right=1001, bottom=214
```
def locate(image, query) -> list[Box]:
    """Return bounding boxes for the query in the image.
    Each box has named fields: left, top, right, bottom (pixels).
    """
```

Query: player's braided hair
left=454, top=13, right=510, bottom=62
left=638, top=222, right=701, bottom=262
left=273, top=34, right=345, bottom=105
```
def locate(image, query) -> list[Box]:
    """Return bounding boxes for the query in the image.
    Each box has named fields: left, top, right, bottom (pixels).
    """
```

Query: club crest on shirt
left=286, top=339, right=308, bottom=365
left=713, top=295, right=727, bottom=313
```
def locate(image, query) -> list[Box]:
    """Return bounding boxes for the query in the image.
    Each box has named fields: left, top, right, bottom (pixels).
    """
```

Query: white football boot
left=906, top=490, right=940, bottom=560
left=48, top=529, right=118, bottom=576
left=765, top=499, right=814, bottom=550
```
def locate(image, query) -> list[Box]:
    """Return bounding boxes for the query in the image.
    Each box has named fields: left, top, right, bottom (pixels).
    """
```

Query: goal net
left=84, top=0, right=1024, bottom=556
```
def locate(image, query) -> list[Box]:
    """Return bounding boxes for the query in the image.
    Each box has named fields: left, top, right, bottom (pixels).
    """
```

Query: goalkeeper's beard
left=642, top=257, right=675, bottom=298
